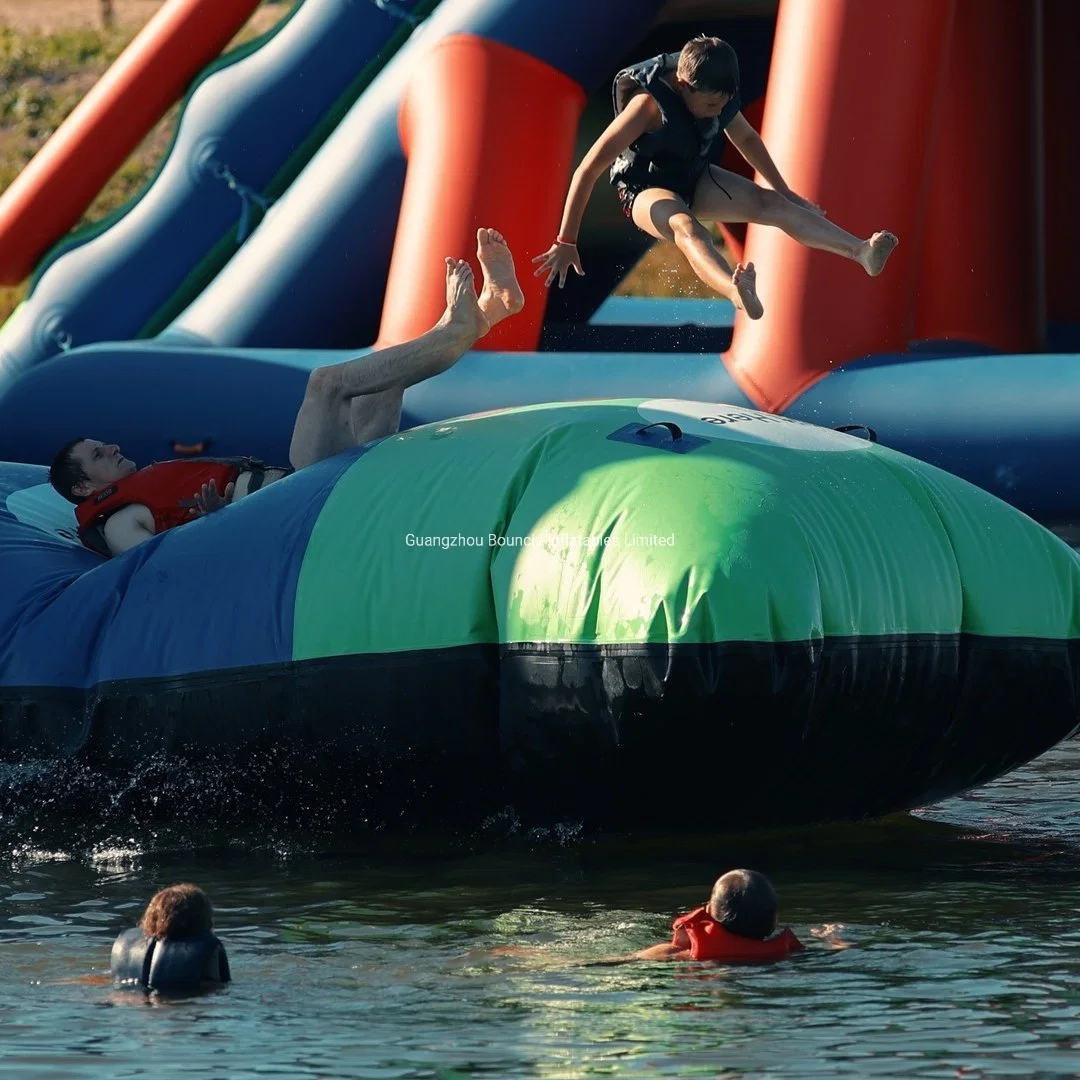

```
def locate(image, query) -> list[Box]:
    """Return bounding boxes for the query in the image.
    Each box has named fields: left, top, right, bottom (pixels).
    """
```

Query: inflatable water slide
left=1, top=0, right=1079, bottom=830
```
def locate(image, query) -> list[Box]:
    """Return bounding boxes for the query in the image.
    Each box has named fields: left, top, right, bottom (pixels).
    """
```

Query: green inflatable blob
left=287, top=398, right=1080, bottom=829
left=295, top=398, right=1080, bottom=653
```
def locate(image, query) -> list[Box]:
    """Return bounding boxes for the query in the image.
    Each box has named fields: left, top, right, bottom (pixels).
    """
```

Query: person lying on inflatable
left=111, top=882, right=230, bottom=993
left=633, top=868, right=843, bottom=963
left=48, top=229, right=524, bottom=558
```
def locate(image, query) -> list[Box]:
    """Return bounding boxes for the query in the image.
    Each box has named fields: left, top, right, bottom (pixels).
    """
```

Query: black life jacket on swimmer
left=110, top=926, right=231, bottom=992
left=672, top=907, right=803, bottom=963
left=609, top=52, right=741, bottom=199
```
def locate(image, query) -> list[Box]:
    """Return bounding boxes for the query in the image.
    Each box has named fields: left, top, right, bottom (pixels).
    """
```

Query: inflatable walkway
left=3, top=401, right=1078, bottom=829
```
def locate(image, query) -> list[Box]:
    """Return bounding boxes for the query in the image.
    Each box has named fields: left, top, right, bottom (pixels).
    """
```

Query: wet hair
left=49, top=437, right=91, bottom=504
left=707, top=869, right=778, bottom=940
left=677, top=35, right=739, bottom=96
left=139, top=883, right=214, bottom=940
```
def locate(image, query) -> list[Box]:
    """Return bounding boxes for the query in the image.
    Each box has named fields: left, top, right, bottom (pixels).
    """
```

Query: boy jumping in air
left=533, top=36, right=898, bottom=319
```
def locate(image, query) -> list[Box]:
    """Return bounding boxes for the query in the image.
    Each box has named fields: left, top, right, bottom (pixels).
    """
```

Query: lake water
left=1, top=738, right=1079, bottom=1078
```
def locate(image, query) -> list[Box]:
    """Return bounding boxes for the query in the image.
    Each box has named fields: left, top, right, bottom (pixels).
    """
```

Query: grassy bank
left=0, top=3, right=708, bottom=326
left=0, top=21, right=155, bottom=320
left=0, top=4, right=290, bottom=323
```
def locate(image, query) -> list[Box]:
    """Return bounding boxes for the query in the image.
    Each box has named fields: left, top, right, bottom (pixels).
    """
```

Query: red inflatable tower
left=723, top=0, right=957, bottom=411
left=377, top=35, right=585, bottom=351
left=912, top=0, right=1041, bottom=352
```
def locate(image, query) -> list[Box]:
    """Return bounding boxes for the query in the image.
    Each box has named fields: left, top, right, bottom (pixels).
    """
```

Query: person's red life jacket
left=74, top=459, right=246, bottom=555
left=671, top=906, right=804, bottom=963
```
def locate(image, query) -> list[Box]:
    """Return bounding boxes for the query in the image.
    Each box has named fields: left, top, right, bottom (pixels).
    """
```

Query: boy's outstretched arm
left=723, top=112, right=823, bottom=215
left=533, top=94, right=660, bottom=287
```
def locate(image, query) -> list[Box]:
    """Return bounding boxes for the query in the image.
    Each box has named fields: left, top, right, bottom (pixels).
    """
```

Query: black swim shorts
left=614, top=176, right=701, bottom=219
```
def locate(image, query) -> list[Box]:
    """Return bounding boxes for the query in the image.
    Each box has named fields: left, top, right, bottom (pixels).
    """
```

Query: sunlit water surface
left=1, top=740, right=1079, bottom=1078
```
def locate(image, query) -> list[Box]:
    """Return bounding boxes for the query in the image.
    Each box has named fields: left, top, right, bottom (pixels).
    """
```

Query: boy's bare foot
left=732, top=261, right=763, bottom=320
left=438, top=257, right=489, bottom=341
left=859, top=231, right=899, bottom=277
left=476, top=228, right=525, bottom=328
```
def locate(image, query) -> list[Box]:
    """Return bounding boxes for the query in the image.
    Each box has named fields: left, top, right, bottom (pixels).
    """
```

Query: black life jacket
left=110, top=927, right=231, bottom=992
left=609, top=52, right=741, bottom=199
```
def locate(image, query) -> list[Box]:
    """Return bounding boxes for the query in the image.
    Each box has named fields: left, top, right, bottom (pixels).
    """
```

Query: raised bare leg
left=476, top=228, right=525, bottom=329
left=730, top=262, right=761, bottom=318
left=693, top=166, right=899, bottom=277
left=859, top=231, right=899, bottom=276
left=348, top=388, right=404, bottom=449
left=631, top=187, right=763, bottom=318
left=344, top=258, right=488, bottom=396
left=290, top=259, right=488, bottom=468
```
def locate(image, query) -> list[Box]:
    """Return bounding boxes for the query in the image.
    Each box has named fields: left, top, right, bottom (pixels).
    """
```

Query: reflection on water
left=0, top=740, right=1079, bottom=1077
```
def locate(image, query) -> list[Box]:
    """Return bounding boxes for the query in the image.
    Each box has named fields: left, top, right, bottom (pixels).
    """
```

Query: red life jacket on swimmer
left=74, top=459, right=249, bottom=556
left=672, top=906, right=804, bottom=963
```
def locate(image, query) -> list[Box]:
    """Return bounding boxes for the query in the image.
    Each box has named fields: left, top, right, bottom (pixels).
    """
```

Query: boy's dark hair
left=708, top=869, right=778, bottom=939
left=139, top=883, right=214, bottom=940
left=677, top=35, right=739, bottom=96
left=50, top=437, right=91, bottom=504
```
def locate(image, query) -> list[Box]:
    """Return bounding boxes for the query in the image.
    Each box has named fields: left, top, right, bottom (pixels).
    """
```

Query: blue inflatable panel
left=7, top=338, right=1080, bottom=525
left=0, top=344, right=752, bottom=468
left=162, top=0, right=667, bottom=350
left=435, top=0, right=666, bottom=89
left=542, top=296, right=736, bottom=352
left=0, top=454, right=351, bottom=690
left=0, top=0, right=432, bottom=386
left=785, top=352, right=1080, bottom=524
left=399, top=350, right=753, bottom=427
left=589, top=297, right=736, bottom=327
left=0, top=343, right=324, bottom=466
left=158, top=115, right=408, bottom=350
